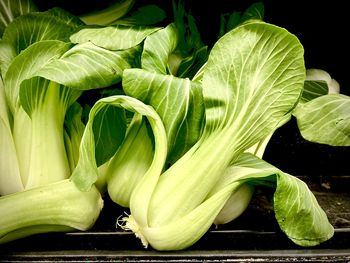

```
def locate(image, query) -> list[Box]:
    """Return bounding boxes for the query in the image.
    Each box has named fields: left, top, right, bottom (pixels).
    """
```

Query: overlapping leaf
left=294, top=94, right=350, bottom=146
left=0, top=0, right=37, bottom=36
left=70, top=25, right=160, bottom=50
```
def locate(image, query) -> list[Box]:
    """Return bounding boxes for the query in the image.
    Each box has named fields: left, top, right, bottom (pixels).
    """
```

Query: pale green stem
left=0, top=179, right=103, bottom=244
left=107, top=114, right=154, bottom=207
left=25, top=83, right=70, bottom=189
left=13, top=106, right=32, bottom=187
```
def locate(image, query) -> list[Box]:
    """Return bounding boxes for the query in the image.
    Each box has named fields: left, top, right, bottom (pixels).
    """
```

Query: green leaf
left=123, top=68, right=204, bottom=163
left=0, top=0, right=38, bottom=36
left=45, top=7, right=84, bottom=28
left=92, top=104, right=126, bottom=166
left=79, top=0, right=135, bottom=26
left=141, top=23, right=178, bottom=74
left=71, top=95, right=167, bottom=192
left=294, top=94, right=350, bottom=146
left=2, top=11, right=79, bottom=57
left=219, top=2, right=265, bottom=37
left=241, top=2, right=264, bottom=21
left=127, top=21, right=305, bottom=249
left=176, top=45, right=208, bottom=79
left=115, top=5, right=166, bottom=26
left=33, top=42, right=140, bottom=90
left=0, top=39, right=16, bottom=77
left=106, top=114, right=154, bottom=207
left=4, top=40, right=71, bottom=113
left=202, top=21, right=305, bottom=151
left=212, top=153, right=334, bottom=247
left=70, top=25, right=160, bottom=50
left=300, top=80, right=328, bottom=103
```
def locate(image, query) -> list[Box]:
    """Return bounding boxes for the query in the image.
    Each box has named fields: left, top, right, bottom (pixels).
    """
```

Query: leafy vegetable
left=0, top=0, right=343, bottom=251
left=0, top=2, right=157, bottom=242
left=294, top=94, right=350, bottom=146
left=293, top=69, right=350, bottom=146
left=117, top=20, right=318, bottom=250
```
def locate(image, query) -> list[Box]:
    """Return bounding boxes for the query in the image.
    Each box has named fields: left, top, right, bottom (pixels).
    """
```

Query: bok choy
left=0, top=1, right=160, bottom=243
left=119, top=20, right=333, bottom=250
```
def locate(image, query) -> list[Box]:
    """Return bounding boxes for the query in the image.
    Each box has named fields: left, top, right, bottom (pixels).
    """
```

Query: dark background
left=33, top=0, right=349, bottom=180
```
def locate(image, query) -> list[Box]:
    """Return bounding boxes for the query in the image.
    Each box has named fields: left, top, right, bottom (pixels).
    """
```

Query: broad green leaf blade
left=92, top=104, right=126, bottom=166
left=71, top=95, right=167, bottom=194
left=219, top=2, right=265, bottom=37
left=274, top=171, right=334, bottom=246
left=176, top=45, right=208, bottom=79
left=300, top=80, right=328, bottom=103
left=123, top=68, right=204, bottom=163
left=215, top=153, right=334, bottom=247
left=45, top=7, right=84, bottom=28
left=34, top=42, right=140, bottom=90
left=79, top=0, right=135, bottom=26
left=4, top=40, right=71, bottom=113
left=141, top=23, right=178, bottom=74
left=0, top=0, right=38, bottom=36
left=294, top=94, right=350, bottom=146
left=144, top=21, right=305, bottom=229
left=70, top=25, right=160, bottom=50
left=19, top=77, right=81, bottom=117
left=2, top=11, right=78, bottom=56
left=241, top=2, right=265, bottom=21
left=202, top=21, right=305, bottom=152
left=115, top=4, right=166, bottom=25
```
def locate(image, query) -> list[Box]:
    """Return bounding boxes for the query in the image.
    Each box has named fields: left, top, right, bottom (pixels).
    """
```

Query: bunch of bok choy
left=0, top=0, right=163, bottom=243
left=72, top=18, right=337, bottom=250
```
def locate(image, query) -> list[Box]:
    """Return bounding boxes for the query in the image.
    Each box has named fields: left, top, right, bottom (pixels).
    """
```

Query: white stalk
left=25, top=82, right=70, bottom=189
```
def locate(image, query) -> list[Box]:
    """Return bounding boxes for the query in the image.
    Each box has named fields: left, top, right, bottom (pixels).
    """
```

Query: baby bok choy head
left=118, top=20, right=333, bottom=250
left=0, top=2, right=161, bottom=243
